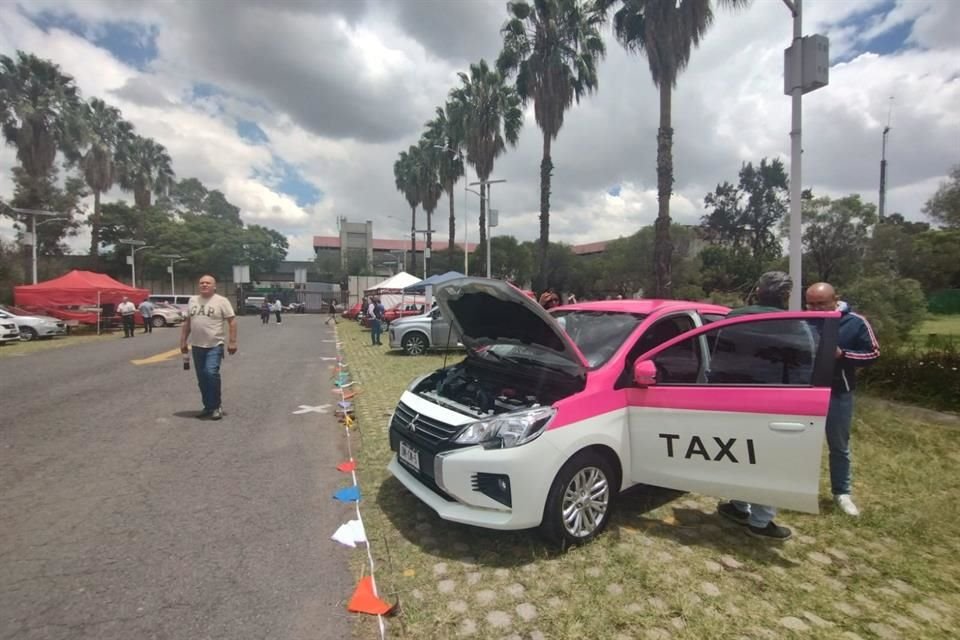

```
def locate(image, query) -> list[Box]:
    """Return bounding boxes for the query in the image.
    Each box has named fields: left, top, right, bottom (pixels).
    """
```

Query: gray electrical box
left=489, top=209, right=499, bottom=228
left=784, top=34, right=829, bottom=95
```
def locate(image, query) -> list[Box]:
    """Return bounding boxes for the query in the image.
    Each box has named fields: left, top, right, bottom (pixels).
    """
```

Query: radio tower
left=879, top=96, right=894, bottom=222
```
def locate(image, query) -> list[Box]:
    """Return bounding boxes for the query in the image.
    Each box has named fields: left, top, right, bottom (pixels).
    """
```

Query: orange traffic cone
left=347, top=576, right=394, bottom=615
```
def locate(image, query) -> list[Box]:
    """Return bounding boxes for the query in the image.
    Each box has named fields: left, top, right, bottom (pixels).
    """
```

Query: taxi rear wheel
left=540, top=450, right=617, bottom=548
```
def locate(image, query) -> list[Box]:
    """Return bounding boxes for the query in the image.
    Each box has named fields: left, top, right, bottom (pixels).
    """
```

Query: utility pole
left=781, top=0, right=829, bottom=309
left=879, top=96, right=894, bottom=222
left=8, top=207, right=60, bottom=284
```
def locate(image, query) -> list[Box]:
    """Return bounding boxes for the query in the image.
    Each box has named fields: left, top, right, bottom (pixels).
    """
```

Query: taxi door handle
left=769, top=422, right=807, bottom=433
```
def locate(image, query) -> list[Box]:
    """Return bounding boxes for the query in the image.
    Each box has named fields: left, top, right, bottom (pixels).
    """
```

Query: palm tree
left=416, top=138, right=444, bottom=277
left=424, top=104, right=465, bottom=270
left=498, top=0, right=605, bottom=290
left=119, top=135, right=174, bottom=211
left=393, top=146, right=421, bottom=274
left=80, top=98, right=134, bottom=255
left=0, top=51, right=82, bottom=191
left=448, top=59, right=523, bottom=273
left=596, top=0, right=750, bottom=297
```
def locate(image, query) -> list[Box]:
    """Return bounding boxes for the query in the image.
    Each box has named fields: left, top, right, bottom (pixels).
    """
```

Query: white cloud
left=1, top=0, right=957, bottom=265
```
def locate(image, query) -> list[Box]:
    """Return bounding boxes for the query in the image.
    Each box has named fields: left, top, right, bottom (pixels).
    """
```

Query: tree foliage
left=923, top=164, right=960, bottom=229
left=801, top=194, right=876, bottom=287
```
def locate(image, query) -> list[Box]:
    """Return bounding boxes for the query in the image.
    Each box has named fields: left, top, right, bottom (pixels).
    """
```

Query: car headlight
left=453, top=406, right=555, bottom=449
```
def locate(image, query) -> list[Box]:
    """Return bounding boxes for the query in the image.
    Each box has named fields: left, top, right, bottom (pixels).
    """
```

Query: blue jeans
left=371, top=319, right=382, bottom=344
left=730, top=501, right=777, bottom=528
left=826, top=391, right=854, bottom=495
left=192, top=345, right=224, bottom=411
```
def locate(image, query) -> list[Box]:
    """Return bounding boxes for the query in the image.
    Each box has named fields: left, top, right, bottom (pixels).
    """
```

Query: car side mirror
left=633, top=360, right=658, bottom=387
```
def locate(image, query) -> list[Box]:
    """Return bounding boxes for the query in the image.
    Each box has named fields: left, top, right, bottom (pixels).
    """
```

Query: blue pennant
left=333, top=485, right=361, bottom=502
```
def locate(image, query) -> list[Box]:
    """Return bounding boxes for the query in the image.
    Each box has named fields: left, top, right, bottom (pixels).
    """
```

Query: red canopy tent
left=14, top=270, right=149, bottom=325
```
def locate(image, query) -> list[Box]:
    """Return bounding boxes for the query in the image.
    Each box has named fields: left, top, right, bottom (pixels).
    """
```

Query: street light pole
left=159, top=254, right=184, bottom=295
left=469, top=179, right=506, bottom=278
left=8, top=207, right=60, bottom=284
left=119, top=239, right=148, bottom=288
left=785, top=0, right=803, bottom=311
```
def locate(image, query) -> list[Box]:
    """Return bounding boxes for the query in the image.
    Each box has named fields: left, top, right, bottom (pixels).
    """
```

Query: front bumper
left=387, top=399, right=563, bottom=530
left=37, top=325, right=67, bottom=337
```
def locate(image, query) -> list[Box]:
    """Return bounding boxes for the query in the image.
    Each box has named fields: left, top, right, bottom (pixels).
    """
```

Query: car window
left=617, top=314, right=697, bottom=387
left=700, top=313, right=727, bottom=324
left=551, top=310, right=646, bottom=368
left=651, top=318, right=820, bottom=386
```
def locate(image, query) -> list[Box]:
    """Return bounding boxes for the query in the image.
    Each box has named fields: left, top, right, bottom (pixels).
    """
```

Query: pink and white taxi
left=388, top=278, right=839, bottom=546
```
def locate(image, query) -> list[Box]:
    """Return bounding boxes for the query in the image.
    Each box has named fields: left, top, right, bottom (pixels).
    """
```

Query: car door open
left=625, top=312, right=839, bottom=513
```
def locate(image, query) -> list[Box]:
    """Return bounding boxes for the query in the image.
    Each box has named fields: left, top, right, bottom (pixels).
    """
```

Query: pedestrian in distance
left=717, top=270, right=798, bottom=541
left=369, top=296, right=384, bottom=345
left=272, top=299, right=283, bottom=324
left=138, top=298, right=155, bottom=334
left=805, top=281, right=880, bottom=517
left=326, top=299, right=339, bottom=325
left=260, top=301, right=270, bottom=325
left=180, top=275, right=237, bottom=421
left=117, top=296, right=136, bottom=338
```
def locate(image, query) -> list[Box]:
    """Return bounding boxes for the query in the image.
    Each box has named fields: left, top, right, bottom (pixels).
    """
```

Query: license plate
left=398, top=440, right=420, bottom=470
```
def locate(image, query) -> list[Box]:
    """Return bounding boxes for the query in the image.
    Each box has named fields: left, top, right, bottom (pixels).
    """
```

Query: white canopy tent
left=363, top=271, right=422, bottom=310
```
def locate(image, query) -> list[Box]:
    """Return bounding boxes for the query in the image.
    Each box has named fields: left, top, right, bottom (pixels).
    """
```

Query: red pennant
left=347, top=576, right=393, bottom=615
left=337, top=460, right=357, bottom=472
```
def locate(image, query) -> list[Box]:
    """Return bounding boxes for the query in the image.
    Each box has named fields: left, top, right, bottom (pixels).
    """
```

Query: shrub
left=859, top=345, right=960, bottom=412
left=843, top=277, right=926, bottom=349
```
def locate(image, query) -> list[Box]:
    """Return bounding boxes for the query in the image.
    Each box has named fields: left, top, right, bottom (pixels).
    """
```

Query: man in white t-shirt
left=179, top=275, right=237, bottom=420
left=117, top=297, right=136, bottom=338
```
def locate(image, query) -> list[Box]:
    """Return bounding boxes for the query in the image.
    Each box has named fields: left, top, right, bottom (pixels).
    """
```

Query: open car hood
left=434, top=278, right=588, bottom=375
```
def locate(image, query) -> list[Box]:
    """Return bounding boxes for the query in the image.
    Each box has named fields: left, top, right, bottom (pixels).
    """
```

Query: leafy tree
left=490, top=235, right=534, bottom=282
left=6, top=168, right=88, bottom=277
left=843, top=276, right=926, bottom=348
left=698, top=245, right=757, bottom=298
left=905, top=230, right=960, bottom=293
left=0, top=236, right=25, bottom=302
left=78, top=98, right=134, bottom=256
left=424, top=104, right=465, bottom=269
left=801, top=194, right=876, bottom=287
left=923, top=164, right=960, bottom=228
left=393, top=146, right=421, bottom=274
left=702, top=158, right=788, bottom=267
left=448, top=59, right=523, bottom=271
left=498, top=0, right=605, bottom=290
left=596, top=0, right=750, bottom=297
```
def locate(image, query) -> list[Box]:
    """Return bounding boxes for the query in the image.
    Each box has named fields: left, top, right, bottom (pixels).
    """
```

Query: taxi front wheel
left=540, top=451, right=617, bottom=548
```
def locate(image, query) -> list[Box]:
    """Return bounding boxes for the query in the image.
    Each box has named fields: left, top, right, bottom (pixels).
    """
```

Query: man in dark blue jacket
left=805, top=282, right=880, bottom=517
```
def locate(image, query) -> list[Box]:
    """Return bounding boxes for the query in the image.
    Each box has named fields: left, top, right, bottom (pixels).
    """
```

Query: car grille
left=390, top=401, right=462, bottom=447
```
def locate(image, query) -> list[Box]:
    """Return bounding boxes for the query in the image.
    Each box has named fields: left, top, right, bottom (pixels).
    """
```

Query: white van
left=148, top=294, right=192, bottom=313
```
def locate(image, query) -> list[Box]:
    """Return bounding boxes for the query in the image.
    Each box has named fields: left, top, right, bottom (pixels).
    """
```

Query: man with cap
left=717, top=271, right=798, bottom=541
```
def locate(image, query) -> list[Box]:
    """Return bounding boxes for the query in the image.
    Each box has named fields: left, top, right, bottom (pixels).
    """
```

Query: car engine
left=410, top=360, right=581, bottom=418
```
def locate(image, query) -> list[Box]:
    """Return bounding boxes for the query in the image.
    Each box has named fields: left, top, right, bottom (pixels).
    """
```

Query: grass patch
left=338, top=322, right=960, bottom=639
left=0, top=328, right=121, bottom=358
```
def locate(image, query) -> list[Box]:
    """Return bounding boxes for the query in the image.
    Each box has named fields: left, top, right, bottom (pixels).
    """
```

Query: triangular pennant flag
left=347, top=576, right=393, bottom=615
left=332, top=522, right=358, bottom=547
left=343, top=414, right=355, bottom=428
left=338, top=401, right=353, bottom=409
left=336, top=459, right=357, bottom=472
left=333, top=485, right=361, bottom=502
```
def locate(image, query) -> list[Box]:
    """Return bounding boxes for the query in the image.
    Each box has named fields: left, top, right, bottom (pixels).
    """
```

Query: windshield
left=551, top=310, right=647, bottom=368
left=1, top=305, right=30, bottom=315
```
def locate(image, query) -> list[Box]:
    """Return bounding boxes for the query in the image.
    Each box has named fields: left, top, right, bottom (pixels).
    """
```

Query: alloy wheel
left=560, top=466, right=610, bottom=538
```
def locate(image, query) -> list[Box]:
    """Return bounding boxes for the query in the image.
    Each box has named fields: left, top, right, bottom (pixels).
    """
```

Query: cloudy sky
left=1, top=0, right=957, bottom=260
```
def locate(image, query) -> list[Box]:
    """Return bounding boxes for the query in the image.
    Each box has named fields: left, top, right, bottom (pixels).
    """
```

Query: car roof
left=554, top=299, right=730, bottom=316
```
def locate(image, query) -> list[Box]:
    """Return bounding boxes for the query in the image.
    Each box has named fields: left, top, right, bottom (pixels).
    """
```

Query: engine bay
left=410, top=359, right=582, bottom=418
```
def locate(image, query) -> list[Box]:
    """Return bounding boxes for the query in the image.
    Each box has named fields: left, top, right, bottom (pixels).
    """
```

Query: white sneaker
left=834, top=494, right=860, bottom=517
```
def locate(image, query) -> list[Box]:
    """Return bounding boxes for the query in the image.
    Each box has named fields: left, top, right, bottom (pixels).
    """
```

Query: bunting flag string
left=328, top=327, right=390, bottom=637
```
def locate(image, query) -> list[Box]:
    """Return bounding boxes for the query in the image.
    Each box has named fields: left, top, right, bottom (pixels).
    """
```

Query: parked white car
left=0, top=318, right=20, bottom=344
left=0, top=305, right=67, bottom=341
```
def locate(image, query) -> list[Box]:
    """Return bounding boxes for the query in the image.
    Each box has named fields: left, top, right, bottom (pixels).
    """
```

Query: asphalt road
left=0, top=314, right=355, bottom=640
